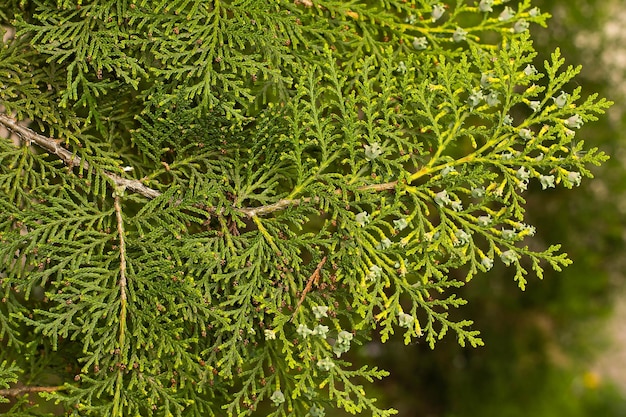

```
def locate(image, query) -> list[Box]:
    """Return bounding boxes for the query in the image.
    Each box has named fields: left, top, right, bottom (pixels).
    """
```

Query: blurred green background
left=346, top=1, right=626, bottom=415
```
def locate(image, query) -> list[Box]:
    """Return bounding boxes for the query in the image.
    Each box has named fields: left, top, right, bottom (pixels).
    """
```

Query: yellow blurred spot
left=583, top=371, right=601, bottom=389
left=346, top=10, right=359, bottom=19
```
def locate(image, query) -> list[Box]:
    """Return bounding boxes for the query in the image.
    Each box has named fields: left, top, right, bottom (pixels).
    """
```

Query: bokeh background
left=351, top=1, right=626, bottom=415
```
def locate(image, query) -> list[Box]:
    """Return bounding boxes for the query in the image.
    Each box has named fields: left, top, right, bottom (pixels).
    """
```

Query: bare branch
left=114, top=194, right=128, bottom=350
left=360, top=181, right=398, bottom=192
left=114, top=194, right=128, bottom=303
left=290, top=256, right=327, bottom=322
left=238, top=182, right=398, bottom=217
left=0, top=114, right=80, bottom=167
left=0, top=114, right=161, bottom=199
left=239, top=197, right=314, bottom=217
left=0, top=384, right=64, bottom=397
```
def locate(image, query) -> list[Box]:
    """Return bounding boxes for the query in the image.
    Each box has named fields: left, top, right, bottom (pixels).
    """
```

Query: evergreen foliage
left=0, top=0, right=611, bottom=415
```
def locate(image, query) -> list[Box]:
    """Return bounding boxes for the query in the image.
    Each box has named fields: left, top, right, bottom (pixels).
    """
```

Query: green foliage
left=0, top=361, right=19, bottom=404
left=0, top=0, right=611, bottom=416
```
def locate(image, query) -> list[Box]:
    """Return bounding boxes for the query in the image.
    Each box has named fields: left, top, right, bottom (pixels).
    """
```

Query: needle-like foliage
left=0, top=1, right=611, bottom=416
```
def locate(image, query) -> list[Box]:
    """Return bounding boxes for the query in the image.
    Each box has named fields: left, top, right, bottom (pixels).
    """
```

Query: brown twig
left=114, top=194, right=128, bottom=350
left=0, top=385, right=64, bottom=397
left=290, top=256, right=327, bottom=322
left=239, top=197, right=314, bottom=217
left=0, top=113, right=161, bottom=199
left=238, top=180, right=399, bottom=217
left=114, top=194, right=128, bottom=303
left=359, top=180, right=398, bottom=192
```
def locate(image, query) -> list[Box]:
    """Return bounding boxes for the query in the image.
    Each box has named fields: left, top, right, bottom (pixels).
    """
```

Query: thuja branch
left=0, top=113, right=404, bottom=217
left=0, top=385, right=64, bottom=397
